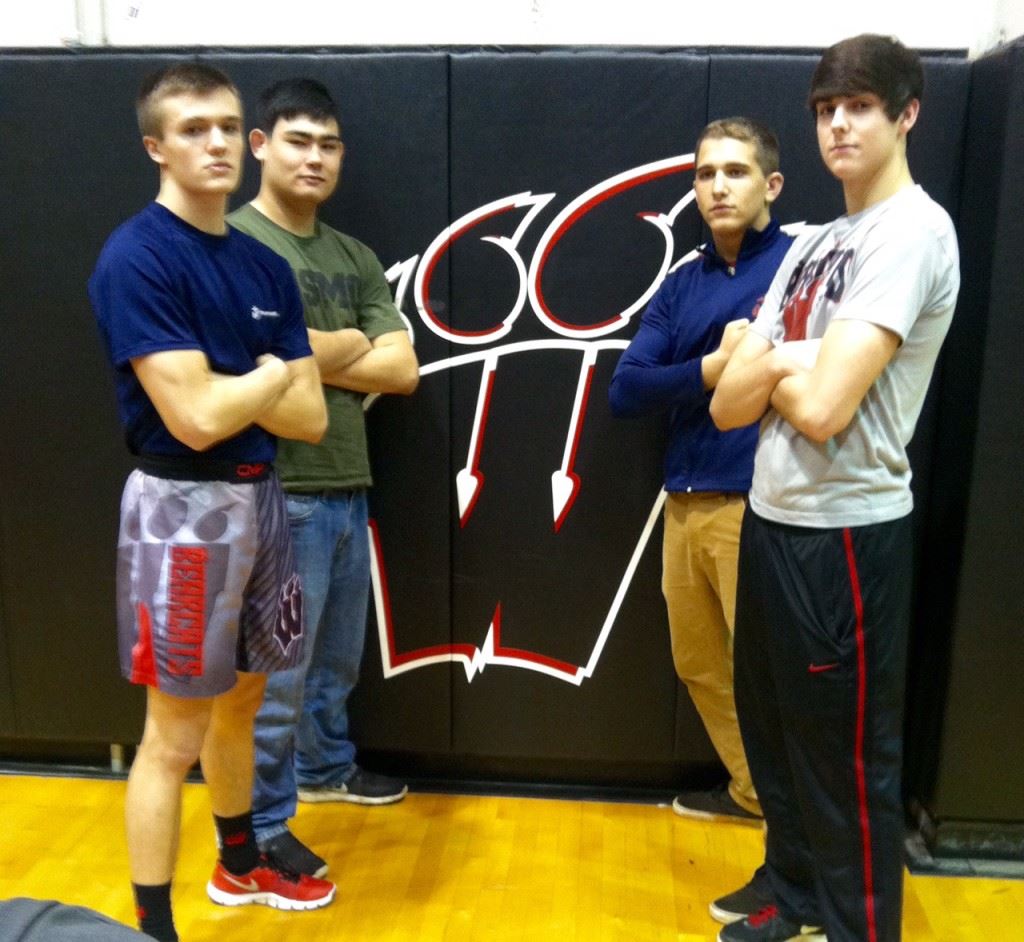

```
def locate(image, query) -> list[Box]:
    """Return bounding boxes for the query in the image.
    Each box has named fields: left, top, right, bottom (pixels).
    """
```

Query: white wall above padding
left=3, top=0, right=1015, bottom=56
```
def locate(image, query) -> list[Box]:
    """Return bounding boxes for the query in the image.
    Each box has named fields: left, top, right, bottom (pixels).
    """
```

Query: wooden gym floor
left=1, top=774, right=1020, bottom=941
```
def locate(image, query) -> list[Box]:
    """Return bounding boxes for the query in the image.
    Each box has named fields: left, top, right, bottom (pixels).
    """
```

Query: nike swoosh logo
left=223, top=873, right=260, bottom=891
left=808, top=662, right=839, bottom=673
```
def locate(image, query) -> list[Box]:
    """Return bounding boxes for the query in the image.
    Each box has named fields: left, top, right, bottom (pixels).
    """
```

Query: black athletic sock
left=132, top=882, right=177, bottom=942
left=213, top=810, right=260, bottom=875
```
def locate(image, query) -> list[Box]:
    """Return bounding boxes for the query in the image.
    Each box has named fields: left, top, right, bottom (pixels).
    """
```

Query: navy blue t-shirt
left=89, top=202, right=312, bottom=462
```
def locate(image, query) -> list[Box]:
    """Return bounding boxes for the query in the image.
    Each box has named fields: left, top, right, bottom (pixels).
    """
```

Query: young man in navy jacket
left=609, top=117, right=793, bottom=923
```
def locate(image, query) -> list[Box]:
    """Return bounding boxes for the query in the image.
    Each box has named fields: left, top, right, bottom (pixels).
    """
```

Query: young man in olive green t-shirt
left=229, top=78, right=419, bottom=880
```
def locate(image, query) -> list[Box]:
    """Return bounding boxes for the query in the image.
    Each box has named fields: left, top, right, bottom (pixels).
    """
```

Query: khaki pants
left=662, top=491, right=759, bottom=815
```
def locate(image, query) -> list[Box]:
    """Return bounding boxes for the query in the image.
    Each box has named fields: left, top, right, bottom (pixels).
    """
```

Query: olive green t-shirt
left=228, top=203, right=406, bottom=491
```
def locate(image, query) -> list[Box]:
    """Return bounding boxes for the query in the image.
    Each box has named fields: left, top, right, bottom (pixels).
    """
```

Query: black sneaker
left=259, top=830, right=328, bottom=879
left=297, top=767, right=408, bottom=806
left=671, top=786, right=762, bottom=825
left=710, top=865, right=774, bottom=923
left=717, top=905, right=825, bottom=942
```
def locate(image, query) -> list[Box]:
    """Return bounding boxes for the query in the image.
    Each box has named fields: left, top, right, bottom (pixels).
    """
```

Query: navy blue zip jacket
left=609, top=219, right=794, bottom=493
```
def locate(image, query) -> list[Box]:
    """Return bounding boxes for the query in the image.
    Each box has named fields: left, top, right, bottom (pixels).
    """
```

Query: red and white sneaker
left=207, top=854, right=336, bottom=910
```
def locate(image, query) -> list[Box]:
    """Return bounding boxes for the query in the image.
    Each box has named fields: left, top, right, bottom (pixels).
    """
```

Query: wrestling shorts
left=115, top=461, right=304, bottom=697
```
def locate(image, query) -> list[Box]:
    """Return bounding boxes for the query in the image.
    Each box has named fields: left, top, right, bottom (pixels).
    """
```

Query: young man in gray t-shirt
left=710, top=35, right=959, bottom=942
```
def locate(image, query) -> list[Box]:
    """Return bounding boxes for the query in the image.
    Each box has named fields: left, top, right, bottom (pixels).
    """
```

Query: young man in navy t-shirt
left=89, top=63, right=333, bottom=941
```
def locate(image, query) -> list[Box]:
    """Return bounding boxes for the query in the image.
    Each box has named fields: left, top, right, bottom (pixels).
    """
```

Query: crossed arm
left=308, top=327, right=420, bottom=395
left=609, top=309, right=750, bottom=418
left=131, top=349, right=328, bottom=452
left=710, top=319, right=901, bottom=442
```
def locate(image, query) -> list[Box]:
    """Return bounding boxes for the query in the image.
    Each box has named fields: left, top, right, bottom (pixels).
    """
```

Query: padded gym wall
left=905, top=37, right=1024, bottom=856
left=0, top=54, right=150, bottom=743
left=0, top=48, right=999, bottom=814
left=348, top=48, right=974, bottom=788
left=0, top=50, right=450, bottom=747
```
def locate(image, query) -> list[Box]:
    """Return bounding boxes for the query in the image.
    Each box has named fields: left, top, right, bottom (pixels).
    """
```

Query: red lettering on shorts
left=167, top=657, right=203, bottom=677
left=169, top=560, right=205, bottom=583
left=166, top=546, right=207, bottom=677
left=168, top=623, right=204, bottom=646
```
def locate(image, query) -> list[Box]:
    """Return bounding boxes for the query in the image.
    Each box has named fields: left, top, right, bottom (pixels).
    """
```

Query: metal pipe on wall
left=75, top=0, right=107, bottom=46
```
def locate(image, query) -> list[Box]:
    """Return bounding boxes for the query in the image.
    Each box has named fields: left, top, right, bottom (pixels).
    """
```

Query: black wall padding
left=5, top=45, right=1018, bottom=830
left=227, top=52, right=457, bottom=759
left=0, top=591, right=13, bottom=735
left=441, top=53, right=708, bottom=774
left=0, top=54, right=154, bottom=741
left=0, top=51, right=450, bottom=744
left=908, top=39, right=1024, bottom=834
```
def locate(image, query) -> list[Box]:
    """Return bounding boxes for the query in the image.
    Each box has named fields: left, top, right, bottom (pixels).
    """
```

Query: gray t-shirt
left=748, top=185, right=960, bottom=528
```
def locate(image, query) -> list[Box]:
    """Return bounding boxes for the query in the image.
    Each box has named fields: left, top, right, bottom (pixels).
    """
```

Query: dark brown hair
left=809, top=34, right=923, bottom=120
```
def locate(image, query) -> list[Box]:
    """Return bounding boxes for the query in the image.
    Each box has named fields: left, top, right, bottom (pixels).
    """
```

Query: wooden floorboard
left=0, top=774, right=1019, bottom=940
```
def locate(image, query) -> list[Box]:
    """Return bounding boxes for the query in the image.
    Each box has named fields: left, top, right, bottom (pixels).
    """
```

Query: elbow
left=178, top=432, right=218, bottom=452
left=801, top=416, right=844, bottom=444
left=607, top=377, right=639, bottom=419
left=710, top=386, right=762, bottom=432
left=296, top=422, right=327, bottom=446
left=709, top=395, right=734, bottom=431
left=399, top=351, right=422, bottom=395
left=292, top=396, right=329, bottom=445
left=607, top=387, right=628, bottom=418
left=396, top=365, right=420, bottom=396
left=379, top=355, right=420, bottom=396
left=305, top=407, right=329, bottom=444
left=172, top=415, right=222, bottom=452
left=794, top=404, right=850, bottom=443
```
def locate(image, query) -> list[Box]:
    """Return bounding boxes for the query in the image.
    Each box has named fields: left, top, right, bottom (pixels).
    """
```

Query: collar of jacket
left=698, top=217, right=783, bottom=271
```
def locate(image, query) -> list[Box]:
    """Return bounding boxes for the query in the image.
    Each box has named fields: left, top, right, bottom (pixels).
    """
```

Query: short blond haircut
left=136, top=62, right=239, bottom=138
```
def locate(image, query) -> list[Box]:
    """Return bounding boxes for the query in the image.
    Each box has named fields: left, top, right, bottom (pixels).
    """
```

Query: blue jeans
left=252, top=489, right=370, bottom=840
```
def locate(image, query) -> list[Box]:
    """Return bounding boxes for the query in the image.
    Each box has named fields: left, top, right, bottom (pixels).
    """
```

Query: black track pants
left=734, top=508, right=913, bottom=942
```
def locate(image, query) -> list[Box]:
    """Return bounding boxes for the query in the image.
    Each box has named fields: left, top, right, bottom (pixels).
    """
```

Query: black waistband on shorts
left=138, top=454, right=274, bottom=484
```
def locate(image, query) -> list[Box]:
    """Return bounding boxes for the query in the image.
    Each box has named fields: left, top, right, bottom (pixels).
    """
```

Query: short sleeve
left=832, top=223, right=952, bottom=341
left=90, top=244, right=202, bottom=367
left=354, top=247, right=406, bottom=340
left=266, top=254, right=315, bottom=362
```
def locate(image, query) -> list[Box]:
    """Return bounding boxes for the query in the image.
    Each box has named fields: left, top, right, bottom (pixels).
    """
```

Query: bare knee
left=135, top=688, right=213, bottom=779
left=136, top=724, right=205, bottom=779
